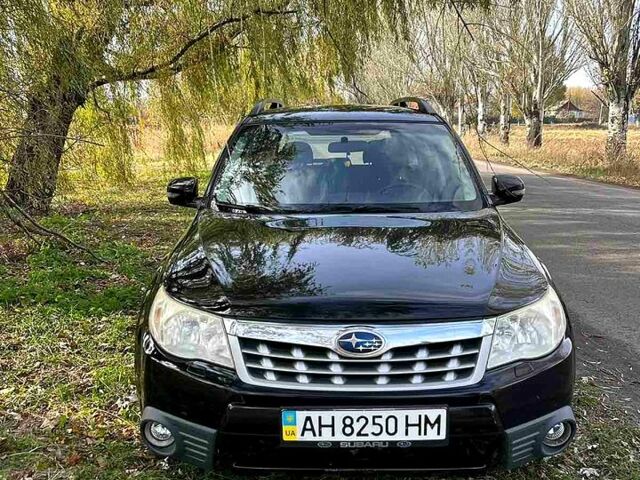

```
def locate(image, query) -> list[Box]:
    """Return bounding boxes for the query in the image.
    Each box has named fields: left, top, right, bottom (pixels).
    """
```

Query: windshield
left=213, top=122, right=483, bottom=213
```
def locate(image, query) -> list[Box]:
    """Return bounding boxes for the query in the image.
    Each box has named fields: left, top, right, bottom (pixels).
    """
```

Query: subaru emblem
left=335, top=329, right=385, bottom=357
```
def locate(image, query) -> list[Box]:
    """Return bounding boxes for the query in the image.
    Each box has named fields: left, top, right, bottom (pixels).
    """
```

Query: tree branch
left=89, top=7, right=297, bottom=89
left=591, top=89, right=607, bottom=106
left=448, top=0, right=475, bottom=41
left=1, top=190, right=105, bottom=261
left=0, top=129, right=105, bottom=147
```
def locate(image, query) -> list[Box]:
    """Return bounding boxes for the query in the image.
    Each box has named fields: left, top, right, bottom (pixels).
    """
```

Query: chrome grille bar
left=240, top=347, right=480, bottom=362
left=243, top=362, right=477, bottom=375
left=225, top=319, right=495, bottom=392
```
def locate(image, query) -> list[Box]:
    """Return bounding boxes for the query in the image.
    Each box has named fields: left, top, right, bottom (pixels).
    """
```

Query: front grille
left=240, top=337, right=481, bottom=387
left=226, top=319, right=494, bottom=392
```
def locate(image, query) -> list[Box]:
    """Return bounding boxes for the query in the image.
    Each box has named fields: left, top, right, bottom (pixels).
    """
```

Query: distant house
left=549, top=99, right=588, bottom=120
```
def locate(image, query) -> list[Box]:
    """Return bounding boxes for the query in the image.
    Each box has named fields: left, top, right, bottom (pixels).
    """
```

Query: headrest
left=286, top=141, right=314, bottom=164
left=362, top=140, right=388, bottom=164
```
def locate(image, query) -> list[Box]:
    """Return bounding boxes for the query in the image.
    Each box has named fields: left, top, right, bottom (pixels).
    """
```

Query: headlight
left=487, top=286, right=566, bottom=369
left=148, top=286, right=234, bottom=368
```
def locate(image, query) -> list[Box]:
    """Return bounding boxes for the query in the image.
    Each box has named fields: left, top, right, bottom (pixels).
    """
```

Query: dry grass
left=54, top=123, right=234, bottom=203
left=465, top=124, right=640, bottom=187
left=131, top=123, right=233, bottom=164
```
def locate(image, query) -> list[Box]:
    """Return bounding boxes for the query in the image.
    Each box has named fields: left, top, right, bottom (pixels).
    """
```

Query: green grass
left=1, top=170, right=639, bottom=480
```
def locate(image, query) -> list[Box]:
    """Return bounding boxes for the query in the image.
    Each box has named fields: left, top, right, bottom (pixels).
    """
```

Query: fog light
left=543, top=421, right=572, bottom=448
left=144, top=421, right=174, bottom=448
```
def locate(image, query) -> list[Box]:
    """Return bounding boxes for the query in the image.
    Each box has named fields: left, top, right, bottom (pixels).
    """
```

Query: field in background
left=53, top=123, right=234, bottom=205
left=465, top=124, right=640, bottom=187
left=132, top=123, right=234, bottom=166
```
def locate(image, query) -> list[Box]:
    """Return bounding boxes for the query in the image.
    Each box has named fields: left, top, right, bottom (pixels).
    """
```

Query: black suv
left=135, top=97, right=576, bottom=472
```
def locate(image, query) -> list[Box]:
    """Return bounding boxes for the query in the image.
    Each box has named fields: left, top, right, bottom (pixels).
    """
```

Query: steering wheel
left=378, top=182, right=429, bottom=200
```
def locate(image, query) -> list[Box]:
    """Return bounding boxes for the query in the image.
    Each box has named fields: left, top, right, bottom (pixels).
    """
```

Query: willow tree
left=566, top=0, right=640, bottom=161
left=1, top=0, right=424, bottom=213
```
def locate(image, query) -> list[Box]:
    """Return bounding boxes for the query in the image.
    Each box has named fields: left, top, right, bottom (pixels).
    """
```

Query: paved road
left=476, top=161, right=640, bottom=410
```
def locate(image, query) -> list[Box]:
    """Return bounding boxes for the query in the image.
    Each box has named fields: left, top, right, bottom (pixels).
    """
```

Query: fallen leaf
left=579, top=467, right=600, bottom=478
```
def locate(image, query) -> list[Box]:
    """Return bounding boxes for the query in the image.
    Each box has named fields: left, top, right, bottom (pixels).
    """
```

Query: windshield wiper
left=215, top=200, right=424, bottom=215
left=299, top=204, right=423, bottom=214
left=215, top=201, right=294, bottom=214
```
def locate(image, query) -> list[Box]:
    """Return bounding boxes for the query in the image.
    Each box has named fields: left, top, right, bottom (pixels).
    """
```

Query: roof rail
left=390, top=97, right=437, bottom=115
left=250, top=98, right=285, bottom=115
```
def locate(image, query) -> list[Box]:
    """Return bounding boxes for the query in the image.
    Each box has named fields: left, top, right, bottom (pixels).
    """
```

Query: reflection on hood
left=163, top=209, right=547, bottom=322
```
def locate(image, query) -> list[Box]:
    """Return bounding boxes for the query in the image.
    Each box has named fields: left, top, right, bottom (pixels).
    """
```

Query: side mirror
left=167, top=177, right=200, bottom=208
left=491, top=174, right=525, bottom=206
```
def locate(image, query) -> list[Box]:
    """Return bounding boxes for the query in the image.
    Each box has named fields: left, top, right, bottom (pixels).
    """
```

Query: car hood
left=163, top=209, right=548, bottom=322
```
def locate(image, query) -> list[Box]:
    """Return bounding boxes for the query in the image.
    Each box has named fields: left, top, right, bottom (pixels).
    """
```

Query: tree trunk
left=525, top=105, right=543, bottom=148
left=476, top=88, right=487, bottom=136
left=457, top=101, right=465, bottom=136
left=499, top=95, right=511, bottom=145
left=605, top=95, right=629, bottom=161
left=5, top=87, right=84, bottom=213
left=439, top=106, right=454, bottom=125
left=598, top=103, right=604, bottom=125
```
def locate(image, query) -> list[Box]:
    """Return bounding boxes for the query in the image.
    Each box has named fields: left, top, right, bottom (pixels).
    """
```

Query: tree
left=481, top=0, right=581, bottom=147
left=453, top=8, right=511, bottom=141
left=498, top=93, right=512, bottom=144
left=464, top=17, right=493, bottom=136
left=565, top=0, right=640, bottom=161
left=410, top=6, right=470, bottom=124
left=339, top=32, right=420, bottom=104
left=547, top=84, right=568, bottom=108
left=1, top=0, right=421, bottom=213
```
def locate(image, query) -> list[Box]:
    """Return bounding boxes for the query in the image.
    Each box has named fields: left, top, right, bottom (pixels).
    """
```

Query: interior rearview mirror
left=328, top=140, right=369, bottom=153
left=167, top=177, right=200, bottom=208
left=491, top=174, right=525, bottom=206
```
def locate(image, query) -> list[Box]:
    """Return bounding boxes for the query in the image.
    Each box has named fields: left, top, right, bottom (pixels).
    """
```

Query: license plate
left=281, top=408, right=447, bottom=443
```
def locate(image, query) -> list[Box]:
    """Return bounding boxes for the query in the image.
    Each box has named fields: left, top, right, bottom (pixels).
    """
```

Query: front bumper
left=137, top=336, right=575, bottom=472
left=141, top=404, right=576, bottom=471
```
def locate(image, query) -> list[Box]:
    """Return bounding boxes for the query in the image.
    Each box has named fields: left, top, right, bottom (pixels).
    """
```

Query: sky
left=565, top=67, right=596, bottom=88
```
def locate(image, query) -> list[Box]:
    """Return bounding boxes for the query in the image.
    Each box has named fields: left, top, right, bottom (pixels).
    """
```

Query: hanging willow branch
left=88, top=6, right=298, bottom=89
